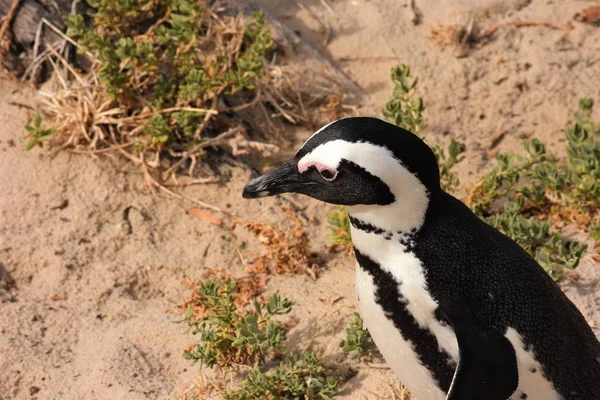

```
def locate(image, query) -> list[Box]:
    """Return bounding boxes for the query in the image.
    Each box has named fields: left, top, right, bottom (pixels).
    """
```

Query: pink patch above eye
left=298, top=161, right=331, bottom=174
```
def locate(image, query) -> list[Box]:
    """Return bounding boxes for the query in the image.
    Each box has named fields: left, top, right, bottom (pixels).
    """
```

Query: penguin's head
left=242, top=117, right=440, bottom=231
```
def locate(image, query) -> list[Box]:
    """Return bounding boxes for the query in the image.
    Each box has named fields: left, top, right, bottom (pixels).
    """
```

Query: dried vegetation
left=429, top=14, right=573, bottom=58
left=24, top=0, right=352, bottom=203
left=238, top=206, right=321, bottom=279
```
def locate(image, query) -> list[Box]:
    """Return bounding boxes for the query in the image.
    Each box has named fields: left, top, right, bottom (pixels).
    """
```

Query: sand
left=1, top=0, right=599, bottom=399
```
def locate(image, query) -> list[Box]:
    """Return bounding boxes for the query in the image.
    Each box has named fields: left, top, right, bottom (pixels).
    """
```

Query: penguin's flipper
left=446, top=326, right=518, bottom=400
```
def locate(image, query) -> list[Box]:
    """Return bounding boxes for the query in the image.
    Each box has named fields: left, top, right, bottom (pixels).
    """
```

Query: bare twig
left=297, top=1, right=332, bottom=46
left=192, top=96, right=217, bottom=140
left=364, top=361, right=391, bottom=370
left=45, top=44, right=86, bottom=85
left=339, top=55, right=399, bottom=62
left=41, top=17, right=97, bottom=60
left=409, top=0, right=422, bottom=25
left=23, top=18, right=99, bottom=81
left=262, top=89, right=303, bottom=123
left=32, top=18, right=44, bottom=61
left=489, top=130, right=507, bottom=150
left=144, top=160, right=226, bottom=214
left=0, top=0, right=21, bottom=52
left=67, top=142, right=135, bottom=154
left=319, top=0, right=334, bottom=15
left=7, top=101, right=35, bottom=110
left=164, top=177, right=219, bottom=187
left=216, top=87, right=262, bottom=112
left=484, top=20, right=573, bottom=37
left=461, top=14, right=476, bottom=45
left=229, top=229, right=249, bottom=272
left=163, top=126, right=243, bottom=178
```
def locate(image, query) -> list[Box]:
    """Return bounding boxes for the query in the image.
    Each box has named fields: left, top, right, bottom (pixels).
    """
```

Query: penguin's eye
left=319, top=168, right=337, bottom=181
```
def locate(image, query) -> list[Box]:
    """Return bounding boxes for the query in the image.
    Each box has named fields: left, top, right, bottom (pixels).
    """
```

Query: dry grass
left=238, top=206, right=321, bottom=279
left=428, top=16, right=485, bottom=58
left=32, top=19, right=346, bottom=153
left=25, top=6, right=353, bottom=215
left=429, top=25, right=466, bottom=48
left=37, top=55, right=279, bottom=173
left=0, top=0, right=20, bottom=54
left=172, top=373, right=225, bottom=400
left=430, top=16, right=573, bottom=57
left=389, top=381, right=412, bottom=400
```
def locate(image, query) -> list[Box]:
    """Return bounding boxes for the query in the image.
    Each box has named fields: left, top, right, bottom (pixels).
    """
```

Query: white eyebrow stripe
left=297, top=140, right=346, bottom=173
left=298, top=139, right=429, bottom=232
left=298, top=140, right=400, bottom=182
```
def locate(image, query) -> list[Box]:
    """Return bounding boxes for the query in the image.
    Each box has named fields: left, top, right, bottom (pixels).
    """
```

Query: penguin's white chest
left=355, top=264, right=450, bottom=400
left=352, top=226, right=458, bottom=400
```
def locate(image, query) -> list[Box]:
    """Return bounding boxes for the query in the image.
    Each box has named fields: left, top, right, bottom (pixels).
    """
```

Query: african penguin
left=242, top=117, right=600, bottom=400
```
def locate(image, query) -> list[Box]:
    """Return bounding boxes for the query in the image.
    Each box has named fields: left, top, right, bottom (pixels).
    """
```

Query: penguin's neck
left=348, top=188, right=431, bottom=235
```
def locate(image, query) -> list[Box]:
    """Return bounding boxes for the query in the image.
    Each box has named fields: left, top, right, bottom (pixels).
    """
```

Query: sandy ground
left=1, top=0, right=599, bottom=399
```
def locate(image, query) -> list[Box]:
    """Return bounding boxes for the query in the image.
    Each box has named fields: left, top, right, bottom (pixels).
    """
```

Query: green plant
left=574, top=97, right=597, bottom=135
left=433, top=138, right=467, bottom=192
left=466, top=98, right=600, bottom=278
left=382, top=64, right=466, bottom=191
left=591, top=216, right=600, bottom=246
left=25, top=114, right=56, bottom=150
left=342, top=313, right=373, bottom=359
left=67, top=2, right=271, bottom=106
left=327, top=206, right=352, bottom=246
left=27, top=0, right=293, bottom=182
left=182, top=278, right=292, bottom=369
left=64, top=3, right=271, bottom=148
left=224, top=351, right=339, bottom=400
left=470, top=99, right=599, bottom=218
left=382, top=65, right=426, bottom=136
left=487, top=200, right=585, bottom=280
left=467, top=138, right=551, bottom=216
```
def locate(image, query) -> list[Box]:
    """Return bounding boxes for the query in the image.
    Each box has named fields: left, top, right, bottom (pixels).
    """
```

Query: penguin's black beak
left=242, top=161, right=313, bottom=199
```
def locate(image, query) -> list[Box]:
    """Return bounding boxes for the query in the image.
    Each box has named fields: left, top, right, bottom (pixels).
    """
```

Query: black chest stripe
left=349, top=216, right=387, bottom=235
left=354, top=248, right=455, bottom=390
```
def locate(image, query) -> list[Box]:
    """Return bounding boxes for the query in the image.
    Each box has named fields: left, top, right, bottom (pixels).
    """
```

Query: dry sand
left=1, top=0, right=599, bottom=399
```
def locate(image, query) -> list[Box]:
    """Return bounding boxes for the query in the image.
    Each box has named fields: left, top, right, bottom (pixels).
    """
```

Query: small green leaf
left=25, top=138, right=39, bottom=150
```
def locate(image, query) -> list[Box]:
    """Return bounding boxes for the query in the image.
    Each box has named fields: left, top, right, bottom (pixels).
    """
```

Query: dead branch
left=484, top=20, right=573, bottom=38
left=163, top=126, right=244, bottom=178
left=409, top=0, right=422, bottom=25
left=0, top=0, right=21, bottom=52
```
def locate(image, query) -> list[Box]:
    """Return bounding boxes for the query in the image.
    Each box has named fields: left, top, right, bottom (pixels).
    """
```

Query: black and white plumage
left=242, top=117, right=600, bottom=400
